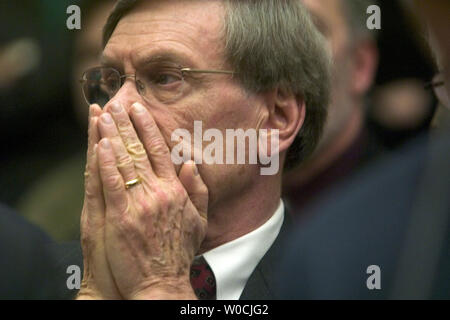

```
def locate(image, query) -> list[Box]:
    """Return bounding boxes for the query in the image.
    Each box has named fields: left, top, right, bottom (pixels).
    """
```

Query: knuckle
left=80, top=227, right=91, bottom=242
left=105, top=173, right=123, bottom=191
left=134, top=193, right=155, bottom=215
left=137, top=202, right=156, bottom=228
left=80, top=234, right=90, bottom=250
left=149, top=139, right=169, bottom=156
left=84, top=180, right=100, bottom=201
left=116, top=118, right=131, bottom=131
left=80, top=225, right=94, bottom=250
left=84, top=187, right=98, bottom=201
left=127, top=142, right=146, bottom=157
left=83, top=172, right=90, bottom=189
left=83, top=170, right=90, bottom=181
left=101, top=157, right=117, bottom=169
left=141, top=118, right=157, bottom=134
left=116, top=153, right=134, bottom=168
left=84, top=164, right=94, bottom=180
left=139, top=200, right=153, bottom=215
left=155, top=188, right=169, bottom=210
left=117, top=214, right=135, bottom=235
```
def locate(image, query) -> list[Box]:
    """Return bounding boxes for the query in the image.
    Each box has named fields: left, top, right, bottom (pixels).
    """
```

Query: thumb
left=178, top=161, right=208, bottom=219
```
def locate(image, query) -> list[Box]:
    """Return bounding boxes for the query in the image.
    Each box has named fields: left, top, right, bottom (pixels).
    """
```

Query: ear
left=350, top=39, right=379, bottom=95
left=263, top=87, right=306, bottom=154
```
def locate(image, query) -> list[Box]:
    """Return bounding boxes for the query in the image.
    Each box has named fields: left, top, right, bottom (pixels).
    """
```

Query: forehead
left=102, top=0, right=225, bottom=68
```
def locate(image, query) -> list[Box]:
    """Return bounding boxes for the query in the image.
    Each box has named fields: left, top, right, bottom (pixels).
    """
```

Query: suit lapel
left=239, top=210, right=292, bottom=300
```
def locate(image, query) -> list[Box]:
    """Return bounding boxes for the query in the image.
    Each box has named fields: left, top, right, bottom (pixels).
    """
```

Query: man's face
left=102, top=0, right=268, bottom=210
left=302, top=0, right=356, bottom=149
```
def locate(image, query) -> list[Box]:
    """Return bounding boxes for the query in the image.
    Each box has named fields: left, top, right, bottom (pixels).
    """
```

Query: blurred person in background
left=369, top=78, right=435, bottom=141
left=0, top=1, right=75, bottom=299
left=0, top=203, right=68, bottom=299
left=367, top=0, right=437, bottom=148
left=283, top=0, right=380, bottom=213
left=0, top=2, right=110, bottom=299
left=279, top=0, right=450, bottom=299
left=0, top=0, right=78, bottom=207
left=17, top=0, right=115, bottom=241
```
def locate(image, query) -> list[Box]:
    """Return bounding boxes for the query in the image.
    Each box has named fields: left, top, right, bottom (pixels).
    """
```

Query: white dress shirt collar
left=202, top=200, right=284, bottom=300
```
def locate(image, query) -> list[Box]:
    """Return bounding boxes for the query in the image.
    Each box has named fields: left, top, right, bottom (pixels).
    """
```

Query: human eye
left=144, top=63, right=183, bottom=87
left=155, top=72, right=182, bottom=85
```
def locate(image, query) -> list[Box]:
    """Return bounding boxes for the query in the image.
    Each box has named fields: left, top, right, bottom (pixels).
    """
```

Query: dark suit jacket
left=48, top=210, right=292, bottom=300
left=0, top=205, right=62, bottom=299
left=278, top=131, right=450, bottom=299
left=240, top=212, right=291, bottom=300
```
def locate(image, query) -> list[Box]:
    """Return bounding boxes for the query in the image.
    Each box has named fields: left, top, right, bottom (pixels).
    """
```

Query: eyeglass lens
left=82, top=63, right=186, bottom=107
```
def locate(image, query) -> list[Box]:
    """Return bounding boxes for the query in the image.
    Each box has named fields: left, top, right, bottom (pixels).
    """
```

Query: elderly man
left=74, top=0, right=330, bottom=300
left=283, top=0, right=379, bottom=211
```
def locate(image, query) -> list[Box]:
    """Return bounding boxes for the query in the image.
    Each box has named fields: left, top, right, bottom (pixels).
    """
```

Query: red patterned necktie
left=190, top=256, right=217, bottom=300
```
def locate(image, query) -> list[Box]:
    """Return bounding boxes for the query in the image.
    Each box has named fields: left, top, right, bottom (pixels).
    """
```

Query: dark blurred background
left=1, top=0, right=114, bottom=240
left=0, top=0, right=83, bottom=205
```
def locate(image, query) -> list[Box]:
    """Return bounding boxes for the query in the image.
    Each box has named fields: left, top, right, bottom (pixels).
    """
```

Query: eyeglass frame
left=79, top=65, right=237, bottom=106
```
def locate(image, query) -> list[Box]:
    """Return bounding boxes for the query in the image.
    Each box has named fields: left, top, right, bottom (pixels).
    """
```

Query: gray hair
left=103, top=0, right=331, bottom=168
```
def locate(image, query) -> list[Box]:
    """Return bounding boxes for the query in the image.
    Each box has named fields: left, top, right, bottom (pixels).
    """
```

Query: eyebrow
left=100, top=55, right=122, bottom=71
left=100, top=50, right=196, bottom=71
left=136, top=52, right=191, bottom=67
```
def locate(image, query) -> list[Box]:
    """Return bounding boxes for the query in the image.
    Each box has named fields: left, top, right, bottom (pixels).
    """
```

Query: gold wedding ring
left=125, top=177, right=141, bottom=190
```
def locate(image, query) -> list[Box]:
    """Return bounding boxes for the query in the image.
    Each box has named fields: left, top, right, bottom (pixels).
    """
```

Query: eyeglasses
left=80, top=62, right=236, bottom=107
left=425, top=73, right=448, bottom=108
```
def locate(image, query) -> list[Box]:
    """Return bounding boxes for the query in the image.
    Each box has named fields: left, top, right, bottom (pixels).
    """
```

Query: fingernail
left=111, top=102, right=123, bottom=114
left=89, top=104, right=100, bottom=117
left=93, top=143, right=98, bottom=153
left=132, top=102, right=146, bottom=114
left=100, top=139, right=111, bottom=149
left=101, top=113, right=113, bottom=124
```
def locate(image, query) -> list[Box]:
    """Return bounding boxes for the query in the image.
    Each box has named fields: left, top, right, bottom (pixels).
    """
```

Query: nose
left=104, top=77, right=145, bottom=113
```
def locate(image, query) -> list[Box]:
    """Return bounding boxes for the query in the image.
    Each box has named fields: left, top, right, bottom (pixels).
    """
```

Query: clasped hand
left=77, top=102, right=208, bottom=300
